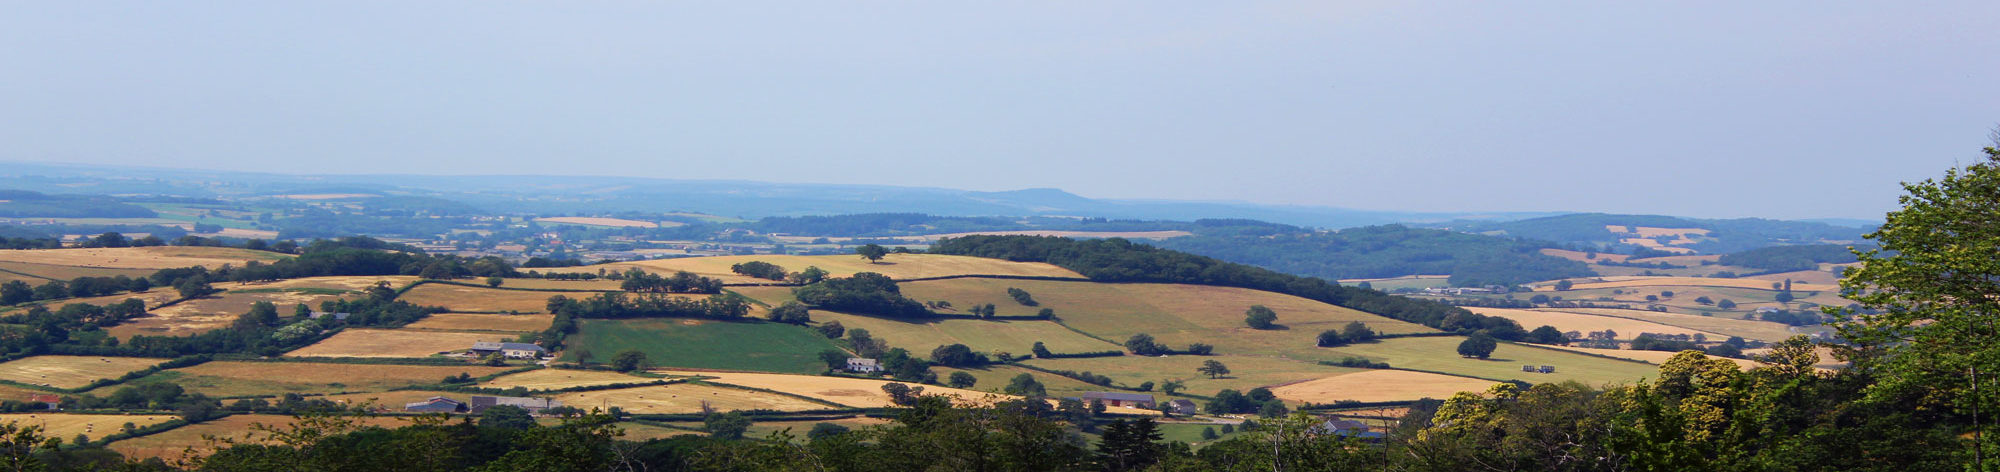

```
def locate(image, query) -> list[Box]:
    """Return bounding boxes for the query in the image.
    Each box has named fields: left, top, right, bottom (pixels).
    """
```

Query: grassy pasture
left=0, top=247, right=286, bottom=270
left=662, top=371, right=1008, bottom=409
left=932, top=365, right=1110, bottom=399
left=1537, top=345, right=1766, bottom=369
left=1020, top=355, right=1363, bottom=397
left=284, top=329, right=506, bottom=358
left=553, top=383, right=827, bottom=414
left=0, top=413, right=177, bottom=443
left=110, top=362, right=514, bottom=397
left=612, top=421, right=699, bottom=441
left=810, top=311, right=1117, bottom=357
left=397, top=284, right=592, bottom=313
left=1270, top=369, right=1503, bottom=404
left=1533, top=308, right=1799, bottom=342
left=1551, top=277, right=1838, bottom=293
left=740, top=417, right=891, bottom=440
left=1745, top=269, right=1843, bottom=286
left=1317, top=336, right=1661, bottom=386
left=400, top=313, right=553, bottom=333
left=108, top=414, right=408, bottom=461
left=545, top=254, right=1083, bottom=284
left=0, top=356, right=165, bottom=389
left=1338, top=275, right=1452, bottom=291
left=900, top=279, right=1433, bottom=361
left=0, top=261, right=155, bottom=282
left=1466, top=307, right=1724, bottom=340
left=482, top=369, right=656, bottom=390
left=565, top=319, right=839, bottom=374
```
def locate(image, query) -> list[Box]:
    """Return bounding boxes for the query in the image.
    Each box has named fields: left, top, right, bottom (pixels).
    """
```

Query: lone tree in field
left=948, top=371, right=977, bottom=388
left=611, top=350, right=649, bottom=372
left=856, top=244, right=889, bottom=263
left=1244, top=305, right=1278, bottom=330
left=1554, top=280, right=1574, bottom=291
left=1197, top=359, right=1231, bottom=379
left=1457, top=333, right=1498, bottom=359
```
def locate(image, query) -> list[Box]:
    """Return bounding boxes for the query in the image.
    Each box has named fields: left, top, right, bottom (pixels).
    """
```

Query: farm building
left=1079, top=392, right=1156, bottom=409
left=404, top=396, right=466, bottom=413
left=310, top=312, right=352, bottom=321
left=470, top=342, right=548, bottom=359
left=27, top=394, right=59, bottom=411
left=1312, top=418, right=1383, bottom=439
left=1167, top=399, right=1198, bottom=416
left=468, top=395, right=562, bottom=414
left=846, top=358, right=881, bottom=373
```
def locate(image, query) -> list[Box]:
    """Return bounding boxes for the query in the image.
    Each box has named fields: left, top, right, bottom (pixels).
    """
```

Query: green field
left=565, top=319, right=841, bottom=374
left=812, top=311, right=1119, bottom=357
left=932, top=365, right=1112, bottom=399
left=1534, top=308, right=1801, bottom=342
left=1317, top=336, right=1660, bottom=385
left=900, top=279, right=1436, bottom=361
left=1021, top=354, right=1362, bottom=396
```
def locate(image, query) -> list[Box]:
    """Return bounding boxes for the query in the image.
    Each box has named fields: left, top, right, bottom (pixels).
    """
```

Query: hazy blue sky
left=2, top=2, right=1994, bottom=219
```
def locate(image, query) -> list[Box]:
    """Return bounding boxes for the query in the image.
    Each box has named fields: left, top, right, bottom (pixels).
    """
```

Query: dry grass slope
left=284, top=329, right=508, bottom=358
left=0, top=356, right=164, bottom=389
left=1271, top=370, right=1502, bottom=404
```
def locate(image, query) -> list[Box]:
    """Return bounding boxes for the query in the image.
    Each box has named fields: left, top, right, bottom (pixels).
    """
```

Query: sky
left=1, top=2, right=1995, bottom=220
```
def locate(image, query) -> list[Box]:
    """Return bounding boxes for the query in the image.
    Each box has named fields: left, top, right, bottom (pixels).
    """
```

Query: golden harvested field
left=118, top=362, right=514, bottom=397
left=0, top=413, right=176, bottom=443
left=398, top=283, right=610, bottom=313
left=1533, top=308, right=1799, bottom=342
left=284, top=329, right=507, bottom=358
left=1020, top=355, right=1363, bottom=397
left=1548, top=277, right=1838, bottom=292
left=1628, top=226, right=1710, bottom=238
left=1540, top=249, right=1629, bottom=263
left=811, top=311, right=1118, bottom=357
left=0, top=356, right=164, bottom=389
left=109, top=414, right=408, bottom=461
left=553, top=382, right=829, bottom=414
left=0, top=246, right=286, bottom=270
left=482, top=369, right=656, bottom=390
left=900, top=278, right=1433, bottom=360
left=659, top=371, right=1010, bottom=408
left=401, top=313, right=555, bottom=333
left=545, top=254, right=1083, bottom=284
left=1466, top=307, right=1725, bottom=339
left=0, top=383, right=54, bottom=400
left=1271, top=370, right=1501, bottom=404
left=494, top=278, right=624, bottom=291
left=110, top=287, right=360, bottom=339
left=312, top=390, right=466, bottom=409
left=1538, top=345, right=1766, bottom=370
left=534, top=217, right=670, bottom=228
